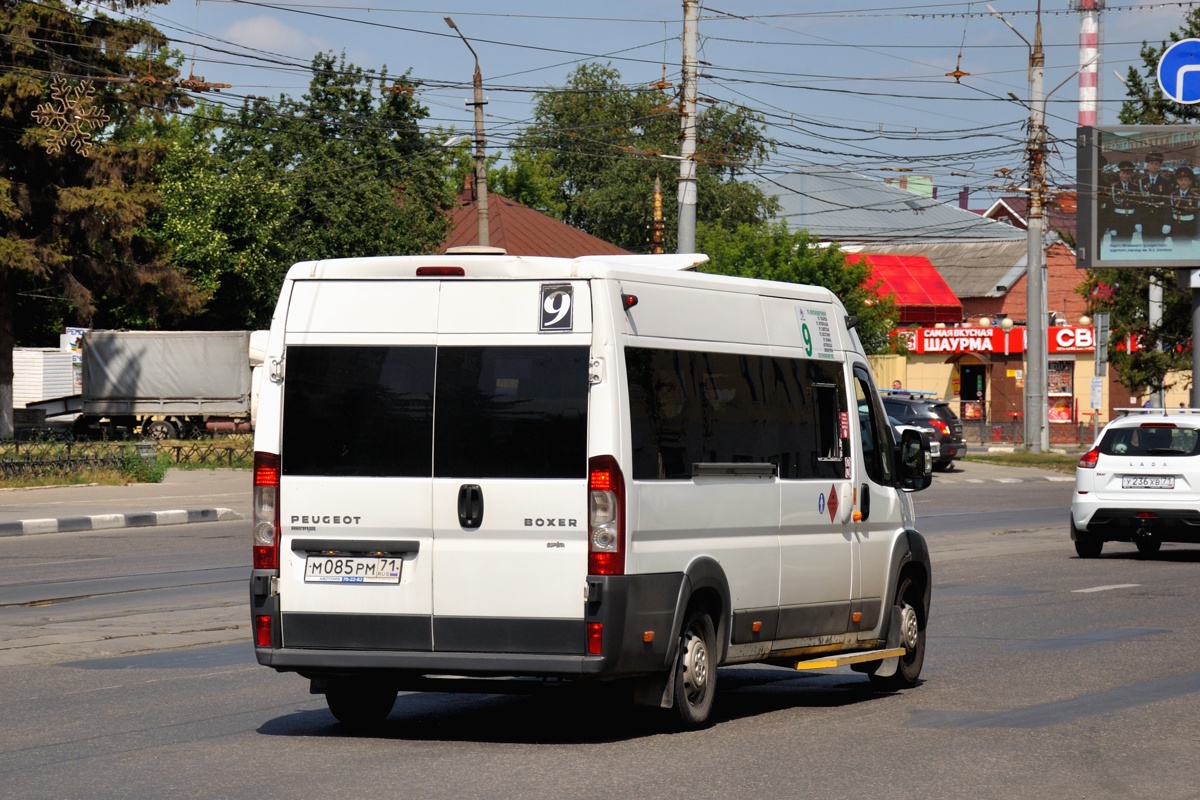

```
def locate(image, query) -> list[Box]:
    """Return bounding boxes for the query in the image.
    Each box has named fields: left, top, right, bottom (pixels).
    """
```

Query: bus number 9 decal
left=540, top=284, right=574, bottom=332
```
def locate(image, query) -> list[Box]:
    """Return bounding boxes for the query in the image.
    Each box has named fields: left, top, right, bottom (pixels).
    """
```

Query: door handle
left=458, top=484, right=484, bottom=529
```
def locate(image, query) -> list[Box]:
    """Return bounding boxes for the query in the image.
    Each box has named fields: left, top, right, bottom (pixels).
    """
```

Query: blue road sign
left=1159, top=38, right=1200, bottom=105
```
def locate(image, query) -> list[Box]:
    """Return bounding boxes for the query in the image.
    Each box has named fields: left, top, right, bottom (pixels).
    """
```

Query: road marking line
left=995, top=478, right=1022, bottom=483
left=963, top=479, right=985, bottom=483
left=1072, top=584, right=1141, bottom=593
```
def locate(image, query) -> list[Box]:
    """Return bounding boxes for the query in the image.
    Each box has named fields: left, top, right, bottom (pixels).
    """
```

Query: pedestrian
left=892, top=380, right=902, bottom=390
left=1137, top=152, right=1171, bottom=244
left=1170, top=166, right=1199, bottom=248
left=1108, top=161, right=1140, bottom=245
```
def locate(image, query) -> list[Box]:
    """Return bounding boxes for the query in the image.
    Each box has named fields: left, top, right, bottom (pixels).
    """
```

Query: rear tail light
left=253, top=452, right=280, bottom=570
left=588, top=455, right=625, bottom=576
left=930, top=418, right=952, bottom=437
left=255, top=615, right=273, bottom=647
left=587, top=622, right=603, bottom=655
left=1078, top=447, right=1099, bottom=469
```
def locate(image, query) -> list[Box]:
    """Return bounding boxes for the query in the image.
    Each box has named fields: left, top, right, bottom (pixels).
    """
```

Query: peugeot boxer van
left=249, top=251, right=933, bottom=728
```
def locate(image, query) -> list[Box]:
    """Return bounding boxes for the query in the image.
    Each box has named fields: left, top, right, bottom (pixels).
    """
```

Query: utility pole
left=1027, top=5, right=1049, bottom=452
left=990, top=3, right=1048, bottom=453
left=445, top=16, right=489, bottom=247
left=677, top=0, right=699, bottom=254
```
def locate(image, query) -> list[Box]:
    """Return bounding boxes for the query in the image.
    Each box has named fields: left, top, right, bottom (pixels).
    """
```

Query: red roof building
left=442, top=178, right=630, bottom=257
left=848, top=252, right=963, bottom=325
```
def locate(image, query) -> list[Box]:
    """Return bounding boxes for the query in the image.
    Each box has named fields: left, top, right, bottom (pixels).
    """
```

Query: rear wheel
left=869, top=574, right=925, bottom=691
left=1072, top=519, right=1102, bottom=558
left=325, top=680, right=397, bottom=728
left=672, top=607, right=717, bottom=727
left=143, top=420, right=176, bottom=440
left=1135, top=538, right=1162, bottom=556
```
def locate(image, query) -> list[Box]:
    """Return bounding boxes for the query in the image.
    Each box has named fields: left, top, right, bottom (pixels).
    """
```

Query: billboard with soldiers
left=1077, top=125, right=1200, bottom=268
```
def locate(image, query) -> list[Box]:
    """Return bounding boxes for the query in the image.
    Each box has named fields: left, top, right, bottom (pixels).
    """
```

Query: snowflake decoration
left=32, top=78, right=110, bottom=156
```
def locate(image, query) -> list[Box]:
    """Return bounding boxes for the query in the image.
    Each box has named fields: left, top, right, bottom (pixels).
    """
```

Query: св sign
left=896, top=326, right=1096, bottom=355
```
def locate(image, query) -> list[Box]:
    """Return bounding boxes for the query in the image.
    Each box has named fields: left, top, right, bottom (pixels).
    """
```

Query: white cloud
left=223, top=15, right=328, bottom=58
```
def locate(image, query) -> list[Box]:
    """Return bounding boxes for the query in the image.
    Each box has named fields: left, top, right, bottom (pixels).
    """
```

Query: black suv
left=881, top=394, right=967, bottom=471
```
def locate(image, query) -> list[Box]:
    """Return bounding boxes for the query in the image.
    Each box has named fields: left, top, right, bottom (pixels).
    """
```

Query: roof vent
left=444, top=246, right=508, bottom=256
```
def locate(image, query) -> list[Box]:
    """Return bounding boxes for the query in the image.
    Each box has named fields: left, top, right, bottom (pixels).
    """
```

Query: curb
left=0, top=508, right=243, bottom=537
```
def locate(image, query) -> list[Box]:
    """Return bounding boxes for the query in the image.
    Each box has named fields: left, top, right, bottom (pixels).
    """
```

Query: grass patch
left=0, top=469, right=130, bottom=490
left=962, top=451, right=1080, bottom=474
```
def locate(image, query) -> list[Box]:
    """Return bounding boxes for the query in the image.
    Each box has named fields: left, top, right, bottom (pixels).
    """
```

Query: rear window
left=930, top=403, right=959, bottom=422
left=1100, top=425, right=1200, bottom=457
left=282, top=345, right=588, bottom=478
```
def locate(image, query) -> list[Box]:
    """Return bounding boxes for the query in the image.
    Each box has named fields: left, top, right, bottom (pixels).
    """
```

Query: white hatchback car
left=1071, top=409, right=1200, bottom=558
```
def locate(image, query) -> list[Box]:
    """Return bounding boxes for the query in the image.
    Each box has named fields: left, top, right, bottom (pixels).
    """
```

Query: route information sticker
left=795, top=307, right=836, bottom=360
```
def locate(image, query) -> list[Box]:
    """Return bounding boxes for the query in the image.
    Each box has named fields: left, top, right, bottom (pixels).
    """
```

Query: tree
left=509, top=63, right=776, bottom=252
left=0, top=0, right=201, bottom=438
left=1118, top=8, right=1200, bottom=125
left=696, top=221, right=898, bottom=354
left=1096, top=8, right=1200, bottom=395
left=151, top=54, right=458, bottom=328
left=1079, top=269, right=1191, bottom=396
left=146, top=105, right=294, bottom=330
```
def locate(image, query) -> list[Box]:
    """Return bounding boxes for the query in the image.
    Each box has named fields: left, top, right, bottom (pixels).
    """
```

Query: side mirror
left=897, top=428, right=933, bottom=492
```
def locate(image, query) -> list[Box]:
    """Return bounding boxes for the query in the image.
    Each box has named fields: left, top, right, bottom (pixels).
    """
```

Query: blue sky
left=125, top=1, right=1193, bottom=206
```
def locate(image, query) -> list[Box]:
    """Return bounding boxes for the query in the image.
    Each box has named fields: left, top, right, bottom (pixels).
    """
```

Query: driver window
left=853, top=366, right=892, bottom=485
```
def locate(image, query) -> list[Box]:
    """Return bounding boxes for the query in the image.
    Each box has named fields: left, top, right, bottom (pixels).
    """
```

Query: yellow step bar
left=792, top=647, right=906, bottom=671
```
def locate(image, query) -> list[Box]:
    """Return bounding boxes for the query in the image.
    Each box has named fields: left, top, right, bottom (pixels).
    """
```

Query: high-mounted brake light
left=253, top=452, right=281, bottom=570
left=1078, top=447, right=1099, bottom=469
left=1140, top=422, right=1177, bottom=429
left=416, top=266, right=465, bottom=276
left=588, top=455, right=625, bottom=576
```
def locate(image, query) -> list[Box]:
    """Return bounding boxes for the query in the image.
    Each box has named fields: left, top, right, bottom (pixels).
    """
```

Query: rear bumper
left=938, top=441, right=967, bottom=462
left=251, top=571, right=686, bottom=680
left=1076, top=508, right=1200, bottom=542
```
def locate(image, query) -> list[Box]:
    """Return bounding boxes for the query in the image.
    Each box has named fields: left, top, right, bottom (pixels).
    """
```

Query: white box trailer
left=13, top=348, right=75, bottom=409
left=249, top=252, right=934, bottom=728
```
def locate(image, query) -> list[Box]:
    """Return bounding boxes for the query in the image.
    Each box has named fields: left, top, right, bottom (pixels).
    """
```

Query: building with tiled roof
left=442, top=178, right=630, bottom=257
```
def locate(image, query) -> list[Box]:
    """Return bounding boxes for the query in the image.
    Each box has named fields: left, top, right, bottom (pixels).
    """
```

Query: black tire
left=325, top=681, right=397, bottom=728
left=143, top=420, right=176, bottom=440
left=672, top=607, right=717, bottom=727
left=869, top=574, right=925, bottom=691
left=1072, top=519, right=1103, bottom=558
left=931, top=460, right=951, bottom=472
left=1135, top=538, right=1162, bottom=556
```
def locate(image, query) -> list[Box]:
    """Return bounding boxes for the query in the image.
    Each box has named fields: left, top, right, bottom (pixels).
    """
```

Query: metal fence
left=0, top=435, right=253, bottom=477
left=962, top=418, right=1097, bottom=449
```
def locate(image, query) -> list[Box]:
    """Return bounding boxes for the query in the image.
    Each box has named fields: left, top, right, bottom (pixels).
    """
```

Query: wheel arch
left=665, top=556, right=731, bottom=666
left=879, top=529, right=932, bottom=636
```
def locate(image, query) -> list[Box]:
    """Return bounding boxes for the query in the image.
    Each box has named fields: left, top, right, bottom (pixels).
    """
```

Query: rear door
left=276, top=280, right=440, bottom=652
left=429, top=281, right=592, bottom=652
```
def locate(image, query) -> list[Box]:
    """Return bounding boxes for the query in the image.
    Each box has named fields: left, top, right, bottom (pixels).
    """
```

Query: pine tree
left=0, top=0, right=201, bottom=437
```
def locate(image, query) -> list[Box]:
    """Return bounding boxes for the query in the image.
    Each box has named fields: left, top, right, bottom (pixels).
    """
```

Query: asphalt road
left=6, top=463, right=1200, bottom=799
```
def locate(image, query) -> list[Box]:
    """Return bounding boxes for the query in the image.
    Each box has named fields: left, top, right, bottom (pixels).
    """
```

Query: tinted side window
left=626, top=347, right=846, bottom=481
left=282, top=346, right=434, bottom=477
left=434, top=346, right=589, bottom=479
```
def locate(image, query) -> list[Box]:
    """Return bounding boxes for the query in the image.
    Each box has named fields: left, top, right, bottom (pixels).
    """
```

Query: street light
left=444, top=16, right=489, bottom=246
left=988, top=2, right=1048, bottom=453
